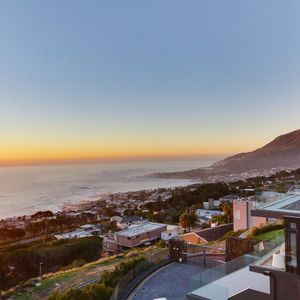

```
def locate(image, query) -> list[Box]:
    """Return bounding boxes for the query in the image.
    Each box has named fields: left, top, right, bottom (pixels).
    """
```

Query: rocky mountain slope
left=153, top=129, right=300, bottom=179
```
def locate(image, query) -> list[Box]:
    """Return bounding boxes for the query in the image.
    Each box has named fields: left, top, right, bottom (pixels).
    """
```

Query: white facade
left=161, top=225, right=180, bottom=241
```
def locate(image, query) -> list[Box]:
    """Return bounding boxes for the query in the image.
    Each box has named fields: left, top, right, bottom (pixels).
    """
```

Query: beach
left=0, top=158, right=217, bottom=219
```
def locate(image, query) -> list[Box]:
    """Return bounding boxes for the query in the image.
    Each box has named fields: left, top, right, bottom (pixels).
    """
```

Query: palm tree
left=220, top=201, right=233, bottom=223
left=179, top=209, right=197, bottom=232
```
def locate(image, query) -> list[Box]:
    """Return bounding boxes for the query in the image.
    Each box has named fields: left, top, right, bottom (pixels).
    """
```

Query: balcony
left=187, top=235, right=284, bottom=300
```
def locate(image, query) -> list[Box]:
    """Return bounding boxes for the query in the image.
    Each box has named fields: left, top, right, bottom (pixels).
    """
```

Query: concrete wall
left=233, top=200, right=248, bottom=231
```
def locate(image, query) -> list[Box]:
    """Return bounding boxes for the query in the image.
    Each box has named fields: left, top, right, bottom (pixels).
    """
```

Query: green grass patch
left=82, top=257, right=123, bottom=272
left=11, top=293, right=33, bottom=300
left=33, top=272, right=76, bottom=292
left=253, top=228, right=284, bottom=241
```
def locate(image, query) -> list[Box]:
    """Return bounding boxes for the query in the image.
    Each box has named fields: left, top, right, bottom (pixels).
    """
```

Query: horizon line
left=0, top=153, right=229, bottom=168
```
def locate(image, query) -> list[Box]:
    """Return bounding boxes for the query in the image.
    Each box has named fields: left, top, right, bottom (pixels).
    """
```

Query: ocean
left=0, top=158, right=218, bottom=219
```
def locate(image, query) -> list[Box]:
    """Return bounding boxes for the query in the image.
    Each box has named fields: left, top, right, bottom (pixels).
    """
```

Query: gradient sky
left=1, top=0, right=300, bottom=164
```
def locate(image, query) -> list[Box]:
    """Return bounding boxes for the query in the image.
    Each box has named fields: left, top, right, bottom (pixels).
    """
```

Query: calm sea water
left=0, top=158, right=218, bottom=219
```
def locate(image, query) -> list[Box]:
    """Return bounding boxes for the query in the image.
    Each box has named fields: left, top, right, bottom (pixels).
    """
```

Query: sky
left=1, top=0, right=300, bottom=165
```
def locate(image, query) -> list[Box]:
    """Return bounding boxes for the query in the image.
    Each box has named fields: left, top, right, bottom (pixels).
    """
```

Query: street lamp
left=39, top=262, right=43, bottom=279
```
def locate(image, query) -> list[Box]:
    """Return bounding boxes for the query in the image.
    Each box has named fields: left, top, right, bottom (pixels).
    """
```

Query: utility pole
left=39, top=262, right=43, bottom=279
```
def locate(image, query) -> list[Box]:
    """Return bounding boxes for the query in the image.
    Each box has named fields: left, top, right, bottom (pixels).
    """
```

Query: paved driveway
left=130, top=263, right=203, bottom=300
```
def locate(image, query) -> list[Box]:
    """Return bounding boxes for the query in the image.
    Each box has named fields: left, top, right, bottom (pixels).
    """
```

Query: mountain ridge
left=152, top=129, right=300, bottom=179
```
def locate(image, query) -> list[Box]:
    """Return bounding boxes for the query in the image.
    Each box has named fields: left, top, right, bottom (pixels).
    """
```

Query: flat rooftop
left=252, top=192, right=300, bottom=218
left=54, top=230, right=92, bottom=240
left=116, top=221, right=166, bottom=238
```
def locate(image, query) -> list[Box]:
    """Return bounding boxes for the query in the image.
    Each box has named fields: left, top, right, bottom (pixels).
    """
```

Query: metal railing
left=190, top=234, right=285, bottom=291
left=110, top=249, right=170, bottom=300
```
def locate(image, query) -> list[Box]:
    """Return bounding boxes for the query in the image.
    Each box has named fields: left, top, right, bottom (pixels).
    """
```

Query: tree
left=179, top=209, right=197, bottom=232
left=31, top=210, right=54, bottom=220
left=219, top=201, right=233, bottom=223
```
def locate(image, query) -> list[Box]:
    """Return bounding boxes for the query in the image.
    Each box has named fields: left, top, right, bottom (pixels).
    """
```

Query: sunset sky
left=1, top=1, right=300, bottom=164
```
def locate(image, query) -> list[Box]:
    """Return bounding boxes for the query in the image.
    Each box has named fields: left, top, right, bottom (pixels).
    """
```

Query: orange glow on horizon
left=0, top=132, right=265, bottom=166
left=0, top=144, right=252, bottom=166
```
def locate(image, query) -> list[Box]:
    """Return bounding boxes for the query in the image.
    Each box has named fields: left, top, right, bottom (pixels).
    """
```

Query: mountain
left=153, top=129, right=300, bottom=179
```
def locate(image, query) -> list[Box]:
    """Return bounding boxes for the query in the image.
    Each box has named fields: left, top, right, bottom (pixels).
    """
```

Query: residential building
left=203, top=198, right=219, bottom=210
left=105, top=221, right=167, bottom=252
left=161, top=225, right=180, bottom=241
left=120, top=216, right=144, bottom=228
left=54, top=230, right=92, bottom=240
left=110, top=215, right=123, bottom=228
left=180, top=223, right=233, bottom=245
left=219, top=195, right=240, bottom=203
left=233, top=197, right=267, bottom=231
left=196, top=209, right=223, bottom=224
left=187, top=190, right=300, bottom=300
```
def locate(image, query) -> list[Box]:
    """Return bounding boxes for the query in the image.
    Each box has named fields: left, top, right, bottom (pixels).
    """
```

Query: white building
left=161, top=225, right=180, bottom=241
left=196, top=209, right=223, bottom=224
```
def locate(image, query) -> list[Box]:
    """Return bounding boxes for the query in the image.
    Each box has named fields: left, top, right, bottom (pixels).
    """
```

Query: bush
left=60, top=259, right=86, bottom=271
left=101, top=256, right=146, bottom=288
left=156, top=240, right=167, bottom=248
left=0, top=236, right=102, bottom=291
left=48, top=283, right=113, bottom=300
left=219, top=229, right=246, bottom=241
left=48, top=256, right=146, bottom=300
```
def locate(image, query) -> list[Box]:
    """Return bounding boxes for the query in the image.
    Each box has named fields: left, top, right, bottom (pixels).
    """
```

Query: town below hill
left=1, top=168, right=300, bottom=299
left=152, top=129, right=300, bottom=180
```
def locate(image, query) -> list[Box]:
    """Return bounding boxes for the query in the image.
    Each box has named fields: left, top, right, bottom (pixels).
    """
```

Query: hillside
left=152, top=129, right=300, bottom=179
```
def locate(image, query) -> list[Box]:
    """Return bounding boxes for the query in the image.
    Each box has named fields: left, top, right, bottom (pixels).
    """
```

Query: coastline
left=1, top=177, right=199, bottom=221
left=0, top=159, right=214, bottom=220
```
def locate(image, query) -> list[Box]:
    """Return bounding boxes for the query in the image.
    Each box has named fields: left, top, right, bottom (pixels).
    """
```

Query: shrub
left=0, top=236, right=102, bottom=291
left=48, top=283, right=112, bottom=300
left=60, top=259, right=86, bottom=271
left=100, top=256, right=146, bottom=288
left=156, top=240, right=167, bottom=248
left=219, top=229, right=246, bottom=241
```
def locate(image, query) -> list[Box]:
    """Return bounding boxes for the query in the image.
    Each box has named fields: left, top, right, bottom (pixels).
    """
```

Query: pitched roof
left=194, top=223, right=233, bottom=242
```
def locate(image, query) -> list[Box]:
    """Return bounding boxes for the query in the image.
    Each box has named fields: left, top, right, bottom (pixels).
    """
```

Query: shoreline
left=1, top=178, right=199, bottom=221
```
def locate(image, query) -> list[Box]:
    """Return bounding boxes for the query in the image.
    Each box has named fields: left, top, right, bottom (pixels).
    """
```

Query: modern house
left=54, top=230, right=93, bottom=240
left=54, top=223, right=101, bottom=240
left=233, top=197, right=267, bottom=231
left=104, top=221, right=167, bottom=252
left=233, top=191, right=286, bottom=231
left=187, top=190, right=300, bottom=300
